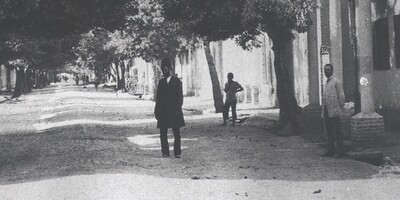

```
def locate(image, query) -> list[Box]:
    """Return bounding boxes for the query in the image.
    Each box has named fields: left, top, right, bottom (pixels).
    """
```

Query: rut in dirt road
left=0, top=84, right=379, bottom=185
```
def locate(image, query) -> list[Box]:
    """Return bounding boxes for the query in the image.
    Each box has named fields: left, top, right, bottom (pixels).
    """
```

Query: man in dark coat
left=154, top=58, right=185, bottom=158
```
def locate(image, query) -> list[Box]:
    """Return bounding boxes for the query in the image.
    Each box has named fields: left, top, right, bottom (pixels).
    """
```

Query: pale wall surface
left=0, top=65, right=6, bottom=91
left=217, top=34, right=277, bottom=107
left=373, top=69, right=400, bottom=109
left=292, top=32, right=310, bottom=107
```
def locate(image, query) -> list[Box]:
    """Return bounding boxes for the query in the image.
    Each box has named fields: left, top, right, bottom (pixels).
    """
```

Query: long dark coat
left=154, top=75, right=185, bottom=128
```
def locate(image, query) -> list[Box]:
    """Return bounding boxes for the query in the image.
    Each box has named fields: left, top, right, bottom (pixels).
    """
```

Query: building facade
left=0, top=65, right=16, bottom=93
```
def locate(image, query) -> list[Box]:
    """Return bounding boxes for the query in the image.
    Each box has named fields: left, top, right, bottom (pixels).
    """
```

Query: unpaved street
left=0, top=84, right=399, bottom=199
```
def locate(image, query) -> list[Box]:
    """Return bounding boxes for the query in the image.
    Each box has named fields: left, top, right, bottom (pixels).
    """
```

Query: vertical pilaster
left=388, top=6, right=397, bottom=69
left=329, top=0, right=343, bottom=81
left=304, top=0, right=324, bottom=137
left=351, top=0, right=385, bottom=147
left=307, top=0, right=322, bottom=106
left=355, top=0, right=374, bottom=114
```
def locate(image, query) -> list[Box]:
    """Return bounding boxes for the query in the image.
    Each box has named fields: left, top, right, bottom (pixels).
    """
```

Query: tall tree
left=125, top=0, right=195, bottom=97
left=0, top=0, right=133, bottom=97
left=160, top=0, right=314, bottom=132
left=1, top=33, right=77, bottom=97
left=240, top=0, right=314, bottom=134
left=74, top=29, right=115, bottom=86
left=160, top=0, right=248, bottom=113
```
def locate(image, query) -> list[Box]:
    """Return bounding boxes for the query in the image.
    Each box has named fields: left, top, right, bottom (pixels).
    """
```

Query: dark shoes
left=162, top=154, right=181, bottom=158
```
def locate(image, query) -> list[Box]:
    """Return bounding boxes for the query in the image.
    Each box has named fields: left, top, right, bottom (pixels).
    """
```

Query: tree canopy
left=159, top=0, right=315, bottom=130
left=125, top=0, right=195, bottom=62
left=0, top=0, right=137, bottom=84
left=0, top=0, right=133, bottom=38
left=159, top=0, right=314, bottom=48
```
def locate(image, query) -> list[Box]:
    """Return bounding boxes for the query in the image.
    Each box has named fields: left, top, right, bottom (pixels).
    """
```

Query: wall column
left=329, top=0, right=343, bottom=81
left=307, top=0, right=322, bottom=106
left=304, top=0, right=324, bottom=136
left=351, top=0, right=385, bottom=147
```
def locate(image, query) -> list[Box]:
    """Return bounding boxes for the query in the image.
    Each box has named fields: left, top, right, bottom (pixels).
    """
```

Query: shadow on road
left=0, top=119, right=380, bottom=185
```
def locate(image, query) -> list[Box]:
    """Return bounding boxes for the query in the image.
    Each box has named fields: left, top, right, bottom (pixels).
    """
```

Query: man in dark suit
left=154, top=58, right=185, bottom=158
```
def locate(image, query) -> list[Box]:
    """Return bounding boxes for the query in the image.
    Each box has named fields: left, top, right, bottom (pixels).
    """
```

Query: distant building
left=0, top=65, right=16, bottom=92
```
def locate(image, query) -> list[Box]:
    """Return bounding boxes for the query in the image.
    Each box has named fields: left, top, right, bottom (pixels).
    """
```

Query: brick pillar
left=351, top=0, right=385, bottom=147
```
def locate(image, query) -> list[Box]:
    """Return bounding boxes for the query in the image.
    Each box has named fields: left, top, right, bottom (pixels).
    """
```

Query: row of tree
left=0, top=0, right=131, bottom=97
left=0, top=0, right=315, bottom=134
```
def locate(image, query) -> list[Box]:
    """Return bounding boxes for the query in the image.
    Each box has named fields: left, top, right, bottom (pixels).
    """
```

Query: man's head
left=324, top=64, right=333, bottom=79
left=161, top=58, right=172, bottom=77
left=227, top=73, right=234, bottom=81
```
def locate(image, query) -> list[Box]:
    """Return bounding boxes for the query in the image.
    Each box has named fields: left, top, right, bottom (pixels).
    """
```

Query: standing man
left=321, top=64, right=345, bottom=157
left=154, top=58, right=185, bottom=158
left=222, top=72, right=244, bottom=126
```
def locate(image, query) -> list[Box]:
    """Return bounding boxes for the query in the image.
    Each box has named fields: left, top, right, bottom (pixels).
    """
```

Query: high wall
left=372, top=2, right=400, bottom=110
left=185, top=33, right=309, bottom=109
left=341, top=0, right=358, bottom=103
left=318, top=0, right=358, bottom=104
left=0, top=65, right=6, bottom=91
left=292, top=32, right=310, bottom=107
left=175, top=50, right=192, bottom=96
left=188, top=43, right=213, bottom=100
left=126, top=58, right=155, bottom=96
left=215, top=34, right=277, bottom=108
left=10, top=67, right=16, bottom=90
left=132, top=34, right=309, bottom=110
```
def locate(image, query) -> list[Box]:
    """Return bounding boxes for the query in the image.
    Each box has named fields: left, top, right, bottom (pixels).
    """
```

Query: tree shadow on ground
left=0, top=119, right=380, bottom=185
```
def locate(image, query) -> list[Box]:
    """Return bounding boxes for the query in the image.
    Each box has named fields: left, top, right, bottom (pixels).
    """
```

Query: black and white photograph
left=1, top=0, right=400, bottom=199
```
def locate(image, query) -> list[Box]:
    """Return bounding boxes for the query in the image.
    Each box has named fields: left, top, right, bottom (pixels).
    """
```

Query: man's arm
left=236, top=82, right=244, bottom=92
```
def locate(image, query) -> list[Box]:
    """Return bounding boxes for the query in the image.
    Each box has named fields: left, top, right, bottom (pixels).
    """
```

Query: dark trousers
left=223, top=100, right=237, bottom=121
left=160, top=127, right=181, bottom=156
left=324, top=106, right=344, bottom=155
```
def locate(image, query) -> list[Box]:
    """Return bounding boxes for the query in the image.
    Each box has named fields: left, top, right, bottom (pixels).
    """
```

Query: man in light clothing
left=321, top=64, right=345, bottom=158
left=222, top=73, right=243, bottom=126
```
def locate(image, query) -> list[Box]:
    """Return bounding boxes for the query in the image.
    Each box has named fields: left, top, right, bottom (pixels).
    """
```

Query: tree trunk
left=270, top=37, right=300, bottom=135
left=108, top=64, right=116, bottom=83
left=120, top=60, right=126, bottom=92
left=108, top=69, right=116, bottom=83
left=114, top=61, right=121, bottom=90
left=25, top=69, right=32, bottom=93
left=203, top=39, right=224, bottom=113
left=12, top=66, right=25, bottom=98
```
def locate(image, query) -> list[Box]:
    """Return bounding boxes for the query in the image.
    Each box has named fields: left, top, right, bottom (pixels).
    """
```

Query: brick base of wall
left=351, top=112, right=385, bottom=147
